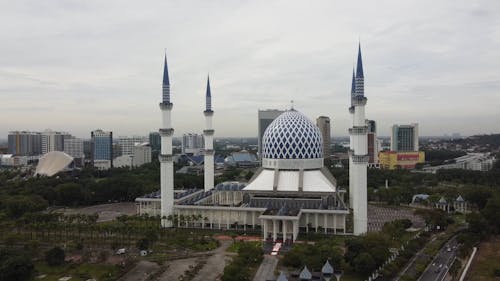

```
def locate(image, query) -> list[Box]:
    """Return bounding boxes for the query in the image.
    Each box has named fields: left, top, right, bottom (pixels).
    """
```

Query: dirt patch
left=467, top=236, right=500, bottom=281
left=159, top=257, right=198, bottom=281
left=118, top=260, right=160, bottom=281
left=56, top=202, right=136, bottom=222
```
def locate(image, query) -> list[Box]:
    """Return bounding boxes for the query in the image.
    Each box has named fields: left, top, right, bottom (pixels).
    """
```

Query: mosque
left=136, top=45, right=369, bottom=240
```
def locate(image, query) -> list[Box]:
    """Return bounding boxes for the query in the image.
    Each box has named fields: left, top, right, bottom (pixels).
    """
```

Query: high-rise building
left=64, top=137, right=84, bottom=158
left=7, top=131, right=42, bottom=156
left=133, top=144, right=152, bottom=167
left=64, top=137, right=84, bottom=166
left=348, top=43, right=368, bottom=235
left=91, top=129, right=113, bottom=167
left=41, top=130, right=71, bottom=154
left=149, top=132, right=161, bottom=152
left=83, top=139, right=92, bottom=159
left=316, top=116, right=331, bottom=159
left=258, top=109, right=285, bottom=160
left=117, top=136, right=147, bottom=155
left=390, top=124, right=419, bottom=152
left=182, top=133, right=204, bottom=155
left=366, top=120, right=379, bottom=165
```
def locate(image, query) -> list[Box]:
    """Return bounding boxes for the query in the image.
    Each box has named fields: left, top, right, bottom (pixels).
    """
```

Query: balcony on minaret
left=352, top=96, right=367, bottom=106
left=204, top=110, right=214, bottom=116
left=203, top=129, right=214, bottom=136
left=159, top=154, right=173, bottom=162
left=204, top=149, right=215, bottom=155
left=351, top=154, right=369, bottom=164
left=159, top=102, right=173, bottom=110
left=348, top=126, right=368, bottom=135
left=159, top=128, right=174, bottom=137
left=349, top=106, right=355, bottom=114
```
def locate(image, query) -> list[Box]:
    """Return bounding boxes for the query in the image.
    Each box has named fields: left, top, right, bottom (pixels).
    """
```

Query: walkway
left=253, top=255, right=279, bottom=281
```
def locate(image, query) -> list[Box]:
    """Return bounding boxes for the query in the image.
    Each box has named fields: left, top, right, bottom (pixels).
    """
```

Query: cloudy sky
left=1, top=0, right=499, bottom=138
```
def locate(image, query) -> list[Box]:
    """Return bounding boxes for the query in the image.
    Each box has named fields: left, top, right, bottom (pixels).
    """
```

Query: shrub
left=45, top=247, right=65, bottom=266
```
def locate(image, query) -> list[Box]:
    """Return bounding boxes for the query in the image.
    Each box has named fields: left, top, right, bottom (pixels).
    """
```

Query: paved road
left=418, top=238, right=459, bottom=281
left=253, top=255, right=279, bottom=281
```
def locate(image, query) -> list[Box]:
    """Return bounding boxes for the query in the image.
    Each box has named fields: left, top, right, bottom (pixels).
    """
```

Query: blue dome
left=262, top=110, right=323, bottom=160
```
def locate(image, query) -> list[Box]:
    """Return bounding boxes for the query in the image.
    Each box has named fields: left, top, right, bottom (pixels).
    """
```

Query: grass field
left=35, top=262, right=122, bottom=281
left=468, top=236, right=500, bottom=281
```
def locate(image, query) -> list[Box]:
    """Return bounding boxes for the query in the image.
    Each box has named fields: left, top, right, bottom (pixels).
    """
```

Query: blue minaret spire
left=354, top=43, right=365, bottom=97
left=356, top=43, right=364, bottom=78
left=205, top=75, right=212, bottom=112
left=162, top=54, right=171, bottom=104
left=351, top=68, right=355, bottom=98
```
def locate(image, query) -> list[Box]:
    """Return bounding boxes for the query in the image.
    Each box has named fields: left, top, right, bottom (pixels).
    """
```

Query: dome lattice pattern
left=262, top=110, right=323, bottom=159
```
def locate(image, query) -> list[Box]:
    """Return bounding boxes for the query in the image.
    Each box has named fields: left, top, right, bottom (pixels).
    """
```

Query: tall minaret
left=203, top=76, right=215, bottom=192
left=349, top=44, right=368, bottom=235
left=348, top=69, right=355, bottom=207
left=159, top=54, right=174, bottom=227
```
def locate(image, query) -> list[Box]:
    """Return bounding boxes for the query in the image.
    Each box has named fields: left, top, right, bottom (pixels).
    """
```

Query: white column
left=272, top=220, right=278, bottom=242
left=324, top=214, right=328, bottom=234
left=283, top=220, right=287, bottom=242
left=262, top=219, right=267, bottom=240
left=292, top=220, right=298, bottom=242
left=306, top=213, right=309, bottom=233
left=334, top=215, right=337, bottom=234
left=315, top=213, right=318, bottom=232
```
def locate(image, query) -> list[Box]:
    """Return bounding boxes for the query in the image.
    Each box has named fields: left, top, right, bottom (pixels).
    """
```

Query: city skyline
left=1, top=1, right=500, bottom=138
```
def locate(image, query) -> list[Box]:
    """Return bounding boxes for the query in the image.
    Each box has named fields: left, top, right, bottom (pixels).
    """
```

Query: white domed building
left=136, top=54, right=352, bottom=242
left=137, top=108, right=348, bottom=242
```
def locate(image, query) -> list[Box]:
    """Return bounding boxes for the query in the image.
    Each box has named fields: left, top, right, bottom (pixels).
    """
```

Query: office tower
left=348, top=44, right=368, bottom=235
left=149, top=132, right=161, bottom=152
left=91, top=129, right=113, bottom=167
left=83, top=139, right=92, bottom=159
left=133, top=144, right=152, bottom=166
left=390, top=123, right=419, bottom=152
left=64, top=137, right=84, bottom=158
left=366, top=120, right=378, bottom=165
left=8, top=131, right=42, bottom=156
left=159, top=54, right=174, bottom=227
left=41, top=130, right=71, bottom=154
left=257, top=109, right=285, bottom=160
left=316, top=116, right=331, bottom=159
left=203, top=76, right=214, bottom=192
left=64, top=137, right=84, bottom=166
left=117, top=136, right=147, bottom=155
left=181, top=133, right=204, bottom=155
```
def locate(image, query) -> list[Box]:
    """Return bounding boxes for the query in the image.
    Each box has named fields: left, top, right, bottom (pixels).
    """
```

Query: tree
left=481, top=196, right=500, bottom=233
left=0, top=248, right=35, bottom=281
left=45, top=247, right=65, bottom=266
left=353, top=252, right=376, bottom=275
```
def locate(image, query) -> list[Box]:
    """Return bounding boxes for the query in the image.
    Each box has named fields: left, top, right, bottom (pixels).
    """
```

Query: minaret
left=348, top=68, right=355, bottom=207
left=159, top=54, right=174, bottom=227
left=203, top=76, right=215, bottom=192
left=349, top=43, right=368, bottom=235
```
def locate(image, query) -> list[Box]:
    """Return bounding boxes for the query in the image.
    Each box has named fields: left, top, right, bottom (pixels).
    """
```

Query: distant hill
left=457, top=134, right=500, bottom=149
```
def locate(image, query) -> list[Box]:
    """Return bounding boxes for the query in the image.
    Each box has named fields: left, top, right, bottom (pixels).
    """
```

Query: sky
left=1, top=0, right=499, bottom=138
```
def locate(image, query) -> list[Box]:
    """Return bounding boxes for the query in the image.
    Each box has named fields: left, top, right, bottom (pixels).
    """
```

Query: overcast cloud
left=1, top=0, right=499, bottom=138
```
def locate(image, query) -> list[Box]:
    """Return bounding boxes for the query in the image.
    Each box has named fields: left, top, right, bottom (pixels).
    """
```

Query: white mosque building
left=136, top=46, right=369, bottom=239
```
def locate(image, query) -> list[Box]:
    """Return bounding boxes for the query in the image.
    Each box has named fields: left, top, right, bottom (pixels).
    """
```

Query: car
left=115, top=248, right=126, bottom=255
left=447, top=247, right=451, bottom=252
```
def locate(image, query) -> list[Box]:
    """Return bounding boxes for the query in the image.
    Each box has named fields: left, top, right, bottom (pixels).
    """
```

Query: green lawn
left=35, top=262, right=122, bottom=281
